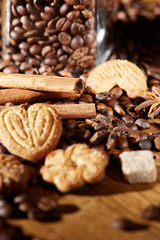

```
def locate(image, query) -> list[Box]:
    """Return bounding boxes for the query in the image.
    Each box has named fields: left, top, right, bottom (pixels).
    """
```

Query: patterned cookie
left=0, top=103, right=62, bottom=162
left=40, top=143, right=109, bottom=192
left=86, top=59, right=147, bottom=98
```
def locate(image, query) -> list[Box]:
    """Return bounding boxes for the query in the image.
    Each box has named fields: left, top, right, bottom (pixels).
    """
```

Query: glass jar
left=1, top=0, right=112, bottom=77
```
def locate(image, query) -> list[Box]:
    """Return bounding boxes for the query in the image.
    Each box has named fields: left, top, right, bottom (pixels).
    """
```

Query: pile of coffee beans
left=2, top=0, right=96, bottom=76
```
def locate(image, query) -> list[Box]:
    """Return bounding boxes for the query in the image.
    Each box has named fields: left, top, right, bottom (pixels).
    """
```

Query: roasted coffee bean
left=66, top=10, right=81, bottom=21
left=71, top=35, right=84, bottom=50
left=62, top=45, right=73, bottom=54
left=14, top=193, right=29, bottom=204
left=116, top=136, right=128, bottom=149
left=10, top=30, right=24, bottom=42
left=37, top=197, right=57, bottom=212
left=154, top=135, right=160, bottom=150
left=60, top=3, right=70, bottom=15
left=29, top=44, right=42, bottom=55
left=0, top=144, right=7, bottom=154
left=83, top=32, right=95, bottom=47
left=3, top=65, right=19, bottom=73
left=147, top=67, right=160, bottom=80
left=3, top=0, right=97, bottom=77
left=126, top=123, right=138, bottom=131
left=28, top=58, right=40, bottom=66
left=113, top=218, right=148, bottom=231
left=122, top=115, right=134, bottom=124
left=17, top=5, right=28, bottom=15
left=101, top=107, right=114, bottom=116
left=56, top=18, right=71, bottom=31
left=138, top=131, right=149, bottom=140
left=141, top=205, right=160, bottom=220
left=70, top=22, right=85, bottom=35
left=89, top=130, right=108, bottom=145
left=106, top=131, right=116, bottom=149
left=65, top=119, right=77, bottom=129
left=138, top=139, right=152, bottom=150
left=19, top=62, right=32, bottom=71
left=114, top=104, right=126, bottom=116
left=135, top=118, right=150, bottom=129
left=58, top=32, right=71, bottom=46
left=110, top=87, right=123, bottom=99
left=33, top=0, right=45, bottom=11
left=0, top=199, right=15, bottom=218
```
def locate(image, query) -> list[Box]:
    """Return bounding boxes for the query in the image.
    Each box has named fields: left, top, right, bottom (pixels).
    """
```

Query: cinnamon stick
left=0, top=73, right=84, bottom=94
left=0, top=103, right=96, bottom=119
left=0, top=89, right=81, bottom=104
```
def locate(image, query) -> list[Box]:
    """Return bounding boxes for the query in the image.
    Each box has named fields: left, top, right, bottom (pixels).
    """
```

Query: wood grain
left=8, top=124, right=160, bottom=240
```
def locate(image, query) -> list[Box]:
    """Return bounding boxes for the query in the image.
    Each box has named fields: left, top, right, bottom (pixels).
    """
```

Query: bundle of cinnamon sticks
left=0, top=73, right=96, bottom=119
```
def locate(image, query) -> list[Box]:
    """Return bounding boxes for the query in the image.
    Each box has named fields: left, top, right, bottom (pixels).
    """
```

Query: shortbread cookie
left=40, top=143, right=109, bottom=192
left=0, top=154, right=30, bottom=195
left=86, top=59, right=147, bottom=98
left=119, top=150, right=157, bottom=184
left=0, top=103, right=62, bottom=162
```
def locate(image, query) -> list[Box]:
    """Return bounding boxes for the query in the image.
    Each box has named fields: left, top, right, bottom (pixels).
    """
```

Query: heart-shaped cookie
left=0, top=103, right=62, bottom=162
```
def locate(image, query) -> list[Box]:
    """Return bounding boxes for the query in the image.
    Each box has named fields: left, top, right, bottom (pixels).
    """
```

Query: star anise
left=135, top=86, right=160, bottom=118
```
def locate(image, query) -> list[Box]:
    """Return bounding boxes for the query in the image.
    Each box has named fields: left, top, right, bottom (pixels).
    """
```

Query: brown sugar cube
left=119, top=150, right=157, bottom=184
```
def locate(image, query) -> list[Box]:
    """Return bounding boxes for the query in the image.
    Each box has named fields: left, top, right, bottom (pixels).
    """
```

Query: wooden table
left=8, top=123, right=160, bottom=240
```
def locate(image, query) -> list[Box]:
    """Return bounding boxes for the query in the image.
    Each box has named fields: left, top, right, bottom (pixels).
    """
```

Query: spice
left=135, top=86, right=160, bottom=118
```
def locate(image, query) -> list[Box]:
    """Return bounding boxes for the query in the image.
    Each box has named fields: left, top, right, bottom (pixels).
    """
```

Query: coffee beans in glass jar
left=2, top=0, right=112, bottom=77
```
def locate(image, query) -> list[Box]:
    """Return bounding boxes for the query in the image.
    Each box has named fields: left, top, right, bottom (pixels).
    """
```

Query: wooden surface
left=8, top=123, right=160, bottom=240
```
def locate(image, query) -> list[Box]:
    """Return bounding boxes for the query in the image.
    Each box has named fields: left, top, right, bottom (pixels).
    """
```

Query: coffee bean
left=135, top=118, right=150, bottom=129
left=110, top=87, right=123, bottom=99
left=16, top=5, right=28, bottom=15
left=141, top=205, right=160, bottom=220
left=66, top=10, right=81, bottom=21
left=28, top=58, right=40, bottom=66
left=0, top=199, right=15, bottom=218
left=60, top=3, right=70, bottom=15
left=35, top=20, right=47, bottom=29
left=116, top=136, right=128, bottom=149
left=101, top=107, right=114, bottom=116
left=12, top=17, right=21, bottom=27
left=29, top=44, right=42, bottom=55
left=56, top=18, right=71, bottom=31
left=138, top=139, right=152, bottom=150
left=10, top=30, right=24, bottom=42
left=3, top=66, right=19, bottom=73
left=20, top=16, right=35, bottom=30
left=113, top=218, right=148, bottom=231
left=24, top=29, right=39, bottom=38
left=3, top=0, right=97, bottom=77
left=62, top=45, right=73, bottom=54
left=0, top=144, right=7, bottom=154
left=58, top=32, right=71, bottom=46
left=70, top=22, right=85, bottom=35
left=126, top=123, right=138, bottom=131
left=20, top=62, right=32, bottom=71
left=77, top=55, right=94, bottom=68
left=138, top=131, right=149, bottom=140
left=64, top=0, right=78, bottom=5
left=18, top=201, right=33, bottom=212
left=83, top=32, right=95, bottom=47
left=122, top=115, right=134, bottom=124
left=39, top=65, right=52, bottom=74
left=154, top=135, right=160, bottom=150
left=71, top=35, right=84, bottom=50
left=33, top=0, right=45, bottom=11
left=37, top=197, right=57, bottom=212
left=114, top=104, right=126, bottom=116
left=40, top=12, right=53, bottom=21
left=44, top=6, right=56, bottom=15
